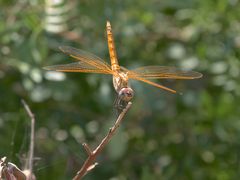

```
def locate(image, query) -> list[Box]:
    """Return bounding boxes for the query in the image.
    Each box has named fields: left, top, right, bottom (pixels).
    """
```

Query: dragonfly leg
left=113, top=95, right=128, bottom=115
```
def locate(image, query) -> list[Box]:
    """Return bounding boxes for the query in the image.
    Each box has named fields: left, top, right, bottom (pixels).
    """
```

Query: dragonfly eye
left=118, top=87, right=134, bottom=102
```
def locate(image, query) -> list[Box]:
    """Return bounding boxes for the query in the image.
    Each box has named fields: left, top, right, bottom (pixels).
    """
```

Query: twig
left=73, top=102, right=132, bottom=180
left=21, top=99, right=35, bottom=180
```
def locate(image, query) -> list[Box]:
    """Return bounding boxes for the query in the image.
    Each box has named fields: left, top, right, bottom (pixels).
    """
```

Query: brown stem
left=73, top=102, right=132, bottom=180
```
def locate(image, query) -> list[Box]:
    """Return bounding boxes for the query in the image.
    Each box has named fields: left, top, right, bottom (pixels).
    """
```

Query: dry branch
left=73, top=102, right=132, bottom=180
left=21, top=99, right=35, bottom=180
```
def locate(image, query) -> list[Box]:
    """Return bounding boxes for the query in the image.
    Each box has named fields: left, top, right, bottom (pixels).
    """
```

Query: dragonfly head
left=118, top=87, right=134, bottom=102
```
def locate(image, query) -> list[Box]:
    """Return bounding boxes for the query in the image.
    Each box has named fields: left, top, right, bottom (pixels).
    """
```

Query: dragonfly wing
left=130, top=75, right=177, bottom=93
left=58, top=46, right=113, bottom=73
left=128, top=66, right=202, bottom=79
left=44, top=61, right=113, bottom=74
left=119, top=67, right=177, bottom=93
left=44, top=46, right=114, bottom=74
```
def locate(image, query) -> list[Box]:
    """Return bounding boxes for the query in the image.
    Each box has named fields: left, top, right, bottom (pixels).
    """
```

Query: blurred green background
left=1, top=0, right=240, bottom=179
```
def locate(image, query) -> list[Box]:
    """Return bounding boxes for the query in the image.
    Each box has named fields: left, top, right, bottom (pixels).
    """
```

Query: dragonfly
left=44, top=21, right=202, bottom=110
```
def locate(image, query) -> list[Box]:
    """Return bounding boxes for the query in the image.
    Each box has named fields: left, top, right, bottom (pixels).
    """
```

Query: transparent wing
left=44, top=61, right=113, bottom=74
left=120, top=66, right=177, bottom=93
left=130, top=76, right=177, bottom=93
left=128, top=66, right=202, bottom=79
left=44, top=46, right=113, bottom=74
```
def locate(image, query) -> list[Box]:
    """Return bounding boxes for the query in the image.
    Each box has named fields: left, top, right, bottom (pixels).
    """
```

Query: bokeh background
left=1, top=0, right=240, bottom=179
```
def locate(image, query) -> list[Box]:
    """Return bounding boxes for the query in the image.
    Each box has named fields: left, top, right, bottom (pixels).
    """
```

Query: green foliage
left=0, top=0, right=240, bottom=179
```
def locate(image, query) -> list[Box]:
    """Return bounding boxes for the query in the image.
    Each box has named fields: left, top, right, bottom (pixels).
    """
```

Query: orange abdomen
left=106, top=21, right=120, bottom=71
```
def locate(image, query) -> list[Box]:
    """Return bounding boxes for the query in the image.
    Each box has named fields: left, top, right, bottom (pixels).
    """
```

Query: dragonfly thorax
left=113, top=71, right=129, bottom=92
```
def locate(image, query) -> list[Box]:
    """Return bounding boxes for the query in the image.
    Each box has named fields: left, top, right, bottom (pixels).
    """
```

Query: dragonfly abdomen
left=106, top=21, right=120, bottom=71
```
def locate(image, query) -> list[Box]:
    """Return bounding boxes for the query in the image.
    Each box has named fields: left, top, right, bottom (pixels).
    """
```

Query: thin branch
left=21, top=99, right=35, bottom=180
left=73, top=102, right=132, bottom=180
